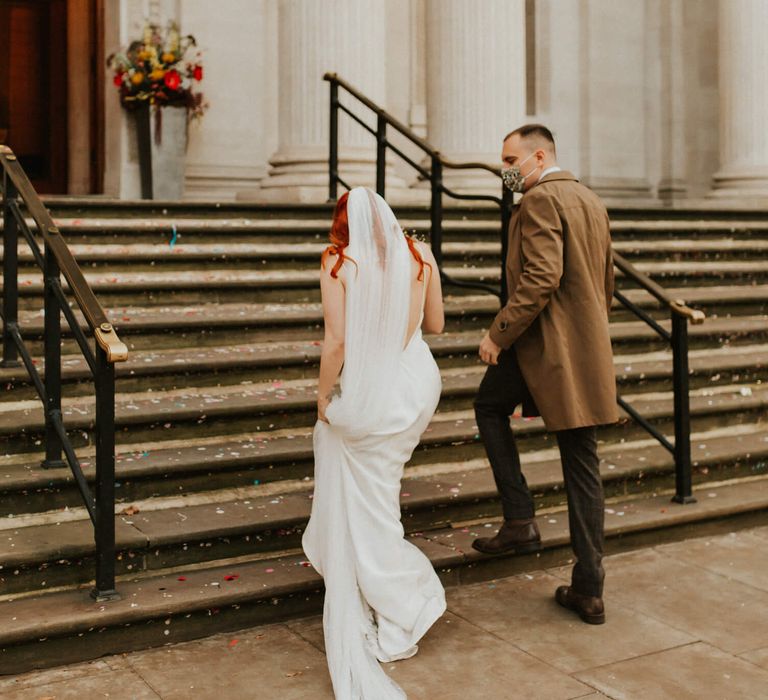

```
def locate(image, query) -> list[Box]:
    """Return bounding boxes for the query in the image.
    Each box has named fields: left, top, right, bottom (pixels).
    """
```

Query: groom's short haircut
left=504, top=124, right=556, bottom=156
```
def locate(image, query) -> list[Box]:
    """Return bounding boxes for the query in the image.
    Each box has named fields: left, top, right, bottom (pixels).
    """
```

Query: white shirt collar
left=537, top=165, right=562, bottom=183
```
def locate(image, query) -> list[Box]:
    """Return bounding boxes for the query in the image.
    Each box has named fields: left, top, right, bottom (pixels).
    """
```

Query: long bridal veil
left=302, top=187, right=446, bottom=699
left=323, top=187, right=411, bottom=435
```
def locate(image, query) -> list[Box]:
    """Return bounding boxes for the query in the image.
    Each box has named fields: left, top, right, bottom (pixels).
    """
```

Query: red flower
left=113, top=72, right=124, bottom=86
left=193, top=65, right=203, bottom=81
left=164, top=69, right=181, bottom=91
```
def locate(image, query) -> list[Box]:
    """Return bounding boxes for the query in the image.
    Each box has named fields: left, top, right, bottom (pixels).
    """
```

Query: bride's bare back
left=404, top=239, right=444, bottom=347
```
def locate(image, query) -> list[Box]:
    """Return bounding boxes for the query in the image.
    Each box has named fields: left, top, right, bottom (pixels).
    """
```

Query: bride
left=302, top=186, right=447, bottom=699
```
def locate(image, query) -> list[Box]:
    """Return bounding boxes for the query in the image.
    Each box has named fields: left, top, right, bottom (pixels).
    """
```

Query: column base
left=581, top=176, right=653, bottom=199
left=657, top=178, right=688, bottom=201
left=709, top=169, right=768, bottom=199
left=240, top=147, right=416, bottom=204
left=184, top=164, right=264, bottom=202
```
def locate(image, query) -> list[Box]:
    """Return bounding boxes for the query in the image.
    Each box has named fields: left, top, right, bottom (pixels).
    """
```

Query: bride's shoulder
left=408, top=236, right=436, bottom=263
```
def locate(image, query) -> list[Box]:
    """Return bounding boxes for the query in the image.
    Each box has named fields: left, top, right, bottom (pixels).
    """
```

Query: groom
left=473, top=124, right=618, bottom=625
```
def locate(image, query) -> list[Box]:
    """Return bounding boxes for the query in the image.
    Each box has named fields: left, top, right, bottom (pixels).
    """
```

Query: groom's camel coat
left=488, top=170, right=619, bottom=431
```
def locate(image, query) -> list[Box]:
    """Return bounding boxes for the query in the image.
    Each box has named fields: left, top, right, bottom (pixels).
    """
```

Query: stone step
left=4, top=285, right=766, bottom=366
left=1, top=422, right=766, bottom=595
left=2, top=329, right=766, bottom=399
left=8, top=213, right=768, bottom=237
left=446, top=261, right=768, bottom=284
left=4, top=312, right=768, bottom=399
left=8, top=237, right=768, bottom=268
left=1, top=372, right=766, bottom=511
left=31, top=194, right=768, bottom=219
left=2, top=326, right=767, bottom=433
left=10, top=216, right=500, bottom=242
left=6, top=260, right=768, bottom=301
left=1, top=472, right=766, bottom=674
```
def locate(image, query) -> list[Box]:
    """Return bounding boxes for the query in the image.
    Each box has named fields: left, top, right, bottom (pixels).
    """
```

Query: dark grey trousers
left=473, top=347, right=606, bottom=597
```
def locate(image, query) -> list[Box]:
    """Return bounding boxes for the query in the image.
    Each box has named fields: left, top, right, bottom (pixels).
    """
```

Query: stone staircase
left=1, top=199, right=768, bottom=673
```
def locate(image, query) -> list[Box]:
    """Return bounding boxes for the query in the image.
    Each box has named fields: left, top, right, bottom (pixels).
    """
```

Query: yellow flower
left=162, top=52, right=176, bottom=64
left=131, top=72, right=145, bottom=85
left=150, top=68, right=166, bottom=81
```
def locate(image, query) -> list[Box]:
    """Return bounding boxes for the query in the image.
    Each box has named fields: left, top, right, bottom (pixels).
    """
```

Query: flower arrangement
left=107, top=21, right=207, bottom=120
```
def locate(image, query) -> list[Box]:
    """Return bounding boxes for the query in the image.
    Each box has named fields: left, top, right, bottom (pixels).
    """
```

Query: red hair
left=321, top=192, right=431, bottom=281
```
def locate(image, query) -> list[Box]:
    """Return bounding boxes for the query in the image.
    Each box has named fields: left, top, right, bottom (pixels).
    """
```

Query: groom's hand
left=479, top=332, right=501, bottom=365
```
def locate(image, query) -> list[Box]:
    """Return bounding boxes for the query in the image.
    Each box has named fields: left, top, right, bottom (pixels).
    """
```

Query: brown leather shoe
left=555, top=585, right=605, bottom=625
left=471, top=517, right=542, bottom=555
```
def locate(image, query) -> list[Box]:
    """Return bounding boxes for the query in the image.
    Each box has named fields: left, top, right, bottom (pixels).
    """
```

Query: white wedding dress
left=302, top=188, right=446, bottom=699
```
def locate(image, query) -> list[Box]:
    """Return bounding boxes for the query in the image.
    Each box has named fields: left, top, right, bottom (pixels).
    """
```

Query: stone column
left=181, top=0, right=273, bottom=200
left=577, top=0, right=652, bottom=200
left=531, top=0, right=582, bottom=176
left=656, top=0, right=688, bottom=200
left=423, top=0, right=526, bottom=193
left=711, top=0, right=768, bottom=198
left=250, top=0, right=407, bottom=202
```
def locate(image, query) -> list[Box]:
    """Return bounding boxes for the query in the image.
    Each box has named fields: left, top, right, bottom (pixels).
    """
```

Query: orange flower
left=150, top=68, right=166, bottom=81
left=162, top=52, right=175, bottom=63
left=137, top=50, right=152, bottom=61
left=131, top=72, right=145, bottom=85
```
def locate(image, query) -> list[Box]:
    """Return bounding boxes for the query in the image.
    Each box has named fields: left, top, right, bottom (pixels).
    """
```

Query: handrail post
left=1, top=169, right=21, bottom=368
left=328, top=79, right=339, bottom=203
left=671, top=311, right=696, bottom=504
left=500, top=183, right=514, bottom=307
left=430, top=155, right=444, bottom=269
left=376, top=114, right=386, bottom=198
left=91, top=339, right=119, bottom=601
left=41, top=233, right=66, bottom=469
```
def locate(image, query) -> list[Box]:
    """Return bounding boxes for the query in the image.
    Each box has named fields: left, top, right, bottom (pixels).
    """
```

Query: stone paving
left=2, top=526, right=767, bottom=699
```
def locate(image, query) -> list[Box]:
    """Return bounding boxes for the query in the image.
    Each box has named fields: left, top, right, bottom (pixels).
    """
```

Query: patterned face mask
left=501, top=151, right=538, bottom=192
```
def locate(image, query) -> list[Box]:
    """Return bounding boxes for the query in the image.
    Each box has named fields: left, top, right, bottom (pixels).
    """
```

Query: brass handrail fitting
left=671, top=300, right=706, bottom=325
left=95, top=322, right=130, bottom=362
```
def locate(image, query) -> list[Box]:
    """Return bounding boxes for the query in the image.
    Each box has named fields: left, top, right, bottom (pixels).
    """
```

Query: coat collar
left=534, top=169, right=578, bottom=186
left=510, top=171, right=579, bottom=215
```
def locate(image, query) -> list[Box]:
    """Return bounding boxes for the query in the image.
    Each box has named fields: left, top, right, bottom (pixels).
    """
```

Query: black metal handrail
left=0, top=144, right=128, bottom=601
left=325, top=72, right=514, bottom=301
left=325, top=73, right=704, bottom=505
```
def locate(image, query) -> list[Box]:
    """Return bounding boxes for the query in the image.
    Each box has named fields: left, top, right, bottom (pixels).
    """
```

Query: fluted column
left=711, top=0, right=768, bottom=198
left=657, top=0, right=688, bottom=200
left=250, top=0, right=406, bottom=202
left=578, top=0, right=652, bottom=199
left=424, top=0, right=526, bottom=193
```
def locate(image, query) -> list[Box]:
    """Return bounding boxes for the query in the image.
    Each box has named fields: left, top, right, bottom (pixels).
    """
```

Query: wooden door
left=0, top=0, right=68, bottom=193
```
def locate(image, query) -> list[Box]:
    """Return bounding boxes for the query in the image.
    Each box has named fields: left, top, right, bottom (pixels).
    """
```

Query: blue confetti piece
left=169, top=224, right=178, bottom=249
